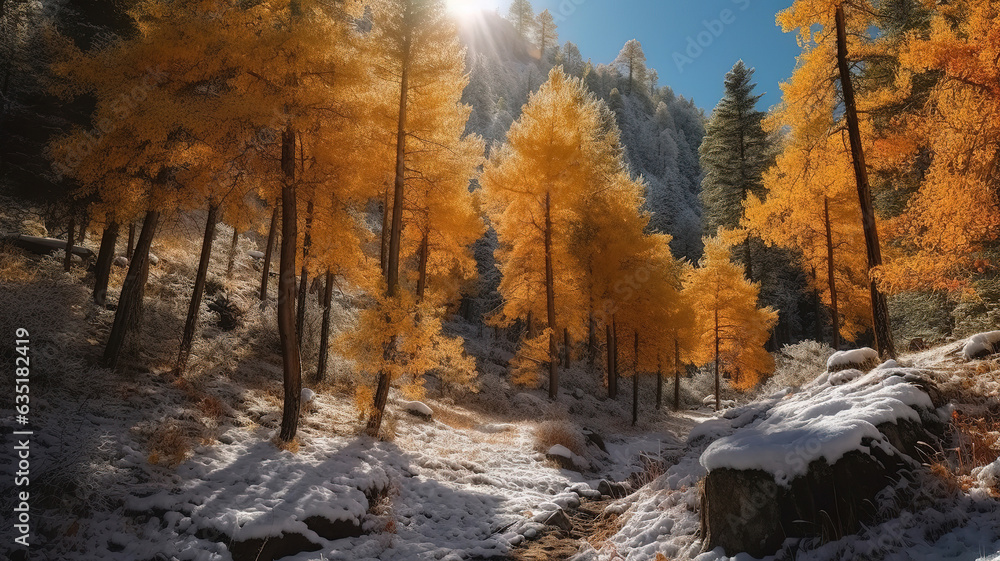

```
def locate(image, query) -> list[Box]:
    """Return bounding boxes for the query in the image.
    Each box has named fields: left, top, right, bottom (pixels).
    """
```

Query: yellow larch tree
left=776, top=0, right=896, bottom=358
left=482, top=66, right=609, bottom=400
left=872, top=0, right=1000, bottom=293
left=357, top=0, right=483, bottom=436
left=744, top=130, right=872, bottom=348
left=684, top=231, right=777, bottom=410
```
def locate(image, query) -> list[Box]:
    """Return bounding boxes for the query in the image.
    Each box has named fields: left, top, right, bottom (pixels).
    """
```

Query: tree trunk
left=606, top=323, right=615, bottom=398
left=176, top=205, right=219, bottom=376
left=296, top=198, right=314, bottom=347
left=93, top=221, right=119, bottom=306
left=835, top=4, right=895, bottom=359
left=527, top=310, right=535, bottom=339
left=674, top=339, right=681, bottom=411
left=745, top=237, right=753, bottom=284
left=544, top=191, right=559, bottom=400
left=380, top=187, right=390, bottom=277
left=126, top=221, right=135, bottom=259
left=226, top=227, right=239, bottom=278
left=260, top=204, right=279, bottom=303
left=563, top=327, right=570, bottom=368
left=714, top=308, right=721, bottom=412
left=78, top=213, right=89, bottom=243
left=278, top=125, right=302, bottom=443
left=416, top=229, right=429, bottom=301
left=102, top=210, right=159, bottom=369
left=824, top=197, right=841, bottom=351
left=656, top=354, right=663, bottom=411
left=63, top=215, right=76, bottom=272
left=369, top=28, right=412, bottom=438
left=632, top=330, right=639, bottom=426
left=588, top=310, right=596, bottom=366
left=610, top=316, right=619, bottom=399
left=316, top=269, right=335, bottom=383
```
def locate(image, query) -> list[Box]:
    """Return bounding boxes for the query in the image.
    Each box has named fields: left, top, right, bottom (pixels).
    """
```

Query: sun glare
left=445, top=0, right=493, bottom=19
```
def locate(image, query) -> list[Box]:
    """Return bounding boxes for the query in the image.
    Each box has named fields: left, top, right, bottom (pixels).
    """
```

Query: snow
left=402, top=400, right=433, bottom=417
left=548, top=444, right=573, bottom=458
left=700, top=370, right=934, bottom=486
left=962, top=331, right=1000, bottom=360
left=826, top=347, right=878, bottom=371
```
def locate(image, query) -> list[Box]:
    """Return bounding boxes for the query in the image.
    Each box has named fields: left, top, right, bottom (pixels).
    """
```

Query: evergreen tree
left=613, top=39, right=646, bottom=95
left=535, top=9, right=557, bottom=62
left=700, top=61, right=769, bottom=238
left=507, top=0, right=536, bottom=42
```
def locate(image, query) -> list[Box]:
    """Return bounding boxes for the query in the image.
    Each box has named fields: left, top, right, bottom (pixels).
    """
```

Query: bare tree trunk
left=656, top=354, right=663, bottom=411
left=369, top=28, right=412, bottom=438
left=632, top=330, right=639, bottom=426
left=380, top=188, right=390, bottom=277
left=226, top=227, right=238, bottom=278
left=176, top=205, right=219, bottom=376
left=316, top=269, right=335, bottom=383
left=714, top=308, right=721, bottom=411
left=63, top=215, right=76, bottom=272
left=103, top=210, right=159, bottom=369
left=835, top=4, right=895, bottom=359
left=610, top=316, right=619, bottom=399
left=824, top=197, right=841, bottom=350
left=260, top=204, right=279, bottom=302
left=296, top=198, right=314, bottom=346
left=544, top=191, right=558, bottom=401
left=278, top=125, right=302, bottom=443
left=93, top=221, right=119, bottom=306
left=588, top=310, right=596, bottom=366
left=416, top=229, right=429, bottom=301
left=674, top=338, right=681, bottom=411
left=126, top=221, right=135, bottom=260
left=606, top=323, right=615, bottom=398
left=563, top=327, right=570, bottom=369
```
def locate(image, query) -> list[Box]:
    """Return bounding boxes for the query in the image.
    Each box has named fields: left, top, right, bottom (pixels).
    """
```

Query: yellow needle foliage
left=684, top=232, right=777, bottom=392
left=873, top=0, right=1000, bottom=292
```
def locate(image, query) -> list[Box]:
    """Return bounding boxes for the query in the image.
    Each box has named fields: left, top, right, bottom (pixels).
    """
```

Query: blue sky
left=468, top=0, right=801, bottom=114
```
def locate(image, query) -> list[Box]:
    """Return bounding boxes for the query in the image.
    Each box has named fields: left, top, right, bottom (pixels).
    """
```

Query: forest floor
left=1, top=208, right=1000, bottom=561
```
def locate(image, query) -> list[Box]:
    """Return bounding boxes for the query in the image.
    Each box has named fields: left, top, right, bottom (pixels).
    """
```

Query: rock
left=541, top=509, right=573, bottom=532
left=113, top=256, right=129, bottom=268
left=963, top=331, right=1000, bottom=360
left=546, top=444, right=576, bottom=470
left=248, top=250, right=265, bottom=260
left=597, top=479, right=631, bottom=499
left=300, top=388, right=316, bottom=404
left=826, top=347, right=879, bottom=372
left=304, top=515, right=363, bottom=540
left=572, top=388, right=585, bottom=399
left=582, top=428, right=607, bottom=453
left=402, top=400, right=432, bottom=421
left=148, top=253, right=159, bottom=266
left=226, top=532, right=322, bottom=561
left=700, top=418, right=939, bottom=558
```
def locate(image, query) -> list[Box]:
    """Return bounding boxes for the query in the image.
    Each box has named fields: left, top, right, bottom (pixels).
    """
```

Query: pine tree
left=684, top=232, right=777, bottom=410
left=507, top=0, right=536, bottom=42
left=700, top=61, right=769, bottom=239
left=535, top=9, right=557, bottom=62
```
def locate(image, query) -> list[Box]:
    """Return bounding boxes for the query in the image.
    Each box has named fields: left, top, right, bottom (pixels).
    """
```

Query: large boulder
left=699, top=370, right=942, bottom=557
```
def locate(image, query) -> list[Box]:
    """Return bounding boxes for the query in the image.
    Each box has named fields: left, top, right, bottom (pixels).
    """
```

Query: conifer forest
left=2, top=1, right=1000, bottom=560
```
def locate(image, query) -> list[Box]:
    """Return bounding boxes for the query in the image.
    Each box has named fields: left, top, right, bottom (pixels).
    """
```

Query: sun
left=444, top=0, right=494, bottom=19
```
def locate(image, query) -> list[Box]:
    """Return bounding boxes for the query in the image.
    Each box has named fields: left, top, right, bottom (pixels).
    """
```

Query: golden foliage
left=684, top=233, right=778, bottom=391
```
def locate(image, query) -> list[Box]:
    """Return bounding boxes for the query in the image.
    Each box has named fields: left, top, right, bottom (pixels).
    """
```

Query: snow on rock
left=700, top=370, right=934, bottom=486
left=402, top=400, right=433, bottom=419
left=548, top=444, right=573, bottom=458
left=829, top=368, right=864, bottom=386
left=826, top=347, right=879, bottom=372
left=975, top=459, right=1000, bottom=490
left=962, top=330, right=1000, bottom=360
left=300, top=387, right=316, bottom=403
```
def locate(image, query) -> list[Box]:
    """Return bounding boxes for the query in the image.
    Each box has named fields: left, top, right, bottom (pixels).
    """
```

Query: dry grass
left=433, top=404, right=479, bottom=430
left=271, top=434, right=301, bottom=453
left=950, top=410, right=1000, bottom=475
left=532, top=419, right=585, bottom=456
left=147, top=423, right=193, bottom=468
left=0, top=243, right=37, bottom=282
left=199, top=395, right=226, bottom=419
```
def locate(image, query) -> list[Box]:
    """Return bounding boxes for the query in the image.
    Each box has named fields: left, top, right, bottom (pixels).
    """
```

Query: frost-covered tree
left=507, top=0, right=536, bottom=42
left=614, top=39, right=646, bottom=94
left=535, top=9, right=557, bottom=62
